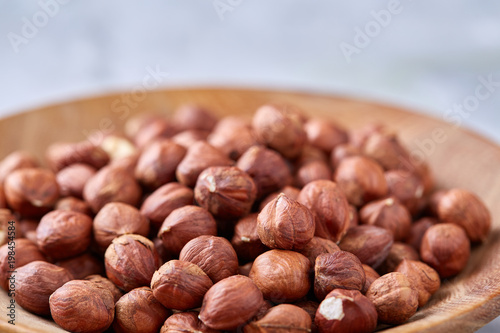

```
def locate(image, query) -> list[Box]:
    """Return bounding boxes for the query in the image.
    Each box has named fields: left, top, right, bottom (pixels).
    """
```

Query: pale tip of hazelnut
left=384, top=198, right=395, bottom=206
left=319, top=297, right=345, bottom=321
left=206, top=175, right=217, bottom=192
left=32, top=200, right=45, bottom=207
left=415, top=186, right=424, bottom=199
left=241, top=236, right=251, bottom=243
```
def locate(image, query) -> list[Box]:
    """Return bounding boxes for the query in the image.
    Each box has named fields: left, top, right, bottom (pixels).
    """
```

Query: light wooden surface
left=1, top=88, right=499, bottom=332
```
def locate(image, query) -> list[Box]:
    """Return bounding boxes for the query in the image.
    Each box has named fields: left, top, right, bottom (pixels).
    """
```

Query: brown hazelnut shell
left=140, top=182, right=194, bottom=229
left=93, top=202, right=150, bottom=251
left=15, top=261, right=73, bottom=315
left=314, top=251, right=366, bottom=301
left=4, top=168, right=59, bottom=217
left=49, top=280, right=115, bottom=333
left=36, top=210, right=93, bottom=260
left=366, top=272, right=418, bottom=325
left=179, top=235, right=239, bottom=283
left=249, top=249, right=311, bottom=303
left=83, top=165, right=142, bottom=213
left=158, top=205, right=217, bottom=256
left=113, top=287, right=171, bottom=333
left=297, top=179, right=350, bottom=243
left=199, top=275, right=264, bottom=330
left=105, top=234, right=161, bottom=292
left=257, top=193, right=315, bottom=251
left=194, top=166, right=257, bottom=219
left=338, top=225, right=394, bottom=269
left=244, top=304, right=312, bottom=333
left=151, top=260, right=213, bottom=310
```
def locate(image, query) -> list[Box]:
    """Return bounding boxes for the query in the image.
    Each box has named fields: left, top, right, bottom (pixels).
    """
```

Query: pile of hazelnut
left=0, top=103, right=492, bottom=333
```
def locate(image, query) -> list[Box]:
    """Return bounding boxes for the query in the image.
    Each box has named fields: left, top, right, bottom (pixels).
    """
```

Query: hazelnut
left=36, top=210, right=93, bottom=260
left=420, top=223, right=470, bottom=278
left=378, top=242, right=420, bottom=275
left=361, top=264, right=380, bottom=294
left=338, top=225, right=394, bottom=269
left=395, top=259, right=440, bottom=307
left=334, top=156, right=388, bottom=207
left=199, top=275, right=264, bottom=330
left=56, top=253, right=104, bottom=279
left=176, top=141, right=233, bottom=187
left=194, top=166, right=257, bottom=219
left=385, top=170, right=425, bottom=215
left=158, top=205, right=217, bottom=255
left=315, top=289, right=377, bottom=333
left=135, top=139, right=187, bottom=189
left=125, top=113, right=166, bottom=139
left=366, top=272, right=418, bottom=324
left=436, top=189, right=491, bottom=243
left=250, top=249, right=311, bottom=303
left=55, top=196, right=92, bottom=215
left=208, top=116, right=258, bottom=160
left=257, top=193, right=315, bottom=250
left=83, top=165, right=142, bottom=213
left=295, top=160, right=332, bottom=188
left=108, top=153, right=139, bottom=175
left=314, top=251, right=366, bottom=300
left=259, top=185, right=300, bottom=211
left=134, top=118, right=178, bottom=149
left=172, top=129, right=210, bottom=148
left=231, top=213, right=269, bottom=262
left=151, top=260, right=213, bottom=310
left=361, top=132, right=409, bottom=170
left=252, top=104, right=306, bottom=159
left=0, top=209, right=15, bottom=246
left=113, top=287, right=171, bottom=333
left=4, top=168, right=59, bottom=217
left=140, top=182, right=194, bottom=229
left=15, top=261, right=73, bottom=315
left=299, top=236, right=340, bottom=267
left=161, top=311, right=219, bottom=333
left=359, top=197, right=412, bottom=241
left=295, top=145, right=329, bottom=168
left=330, top=143, right=361, bottom=169
left=236, top=145, right=292, bottom=198
left=105, top=234, right=161, bottom=291
left=56, top=163, right=96, bottom=198
left=0, top=238, right=45, bottom=291
left=84, top=274, right=123, bottom=303
left=99, top=135, right=137, bottom=161
left=49, top=280, right=115, bottom=333
left=0, top=151, right=39, bottom=183
left=172, top=104, right=218, bottom=132
left=180, top=235, right=239, bottom=283
left=244, top=304, right=312, bottom=333
left=405, top=217, right=437, bottom=252
left=297, top=180, right=350, bottom=242
left=304, top=118, right=348, bottom=153
left=93, top=202, right=150, bottom=251
left=46, top=140, right=109, bottom=172
left=349, top=123, right=384, bottom=148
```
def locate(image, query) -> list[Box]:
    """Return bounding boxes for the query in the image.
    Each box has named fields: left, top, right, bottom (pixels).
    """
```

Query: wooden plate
left=1, top=88, right=499, bottom=332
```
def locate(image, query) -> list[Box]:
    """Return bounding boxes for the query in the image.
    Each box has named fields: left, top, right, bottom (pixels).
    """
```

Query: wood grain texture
left=0, top=88, right=499, bottom=332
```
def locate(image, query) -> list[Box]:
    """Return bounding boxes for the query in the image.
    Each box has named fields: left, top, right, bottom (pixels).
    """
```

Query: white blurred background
left=0, top=1, right=499, bottom=330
